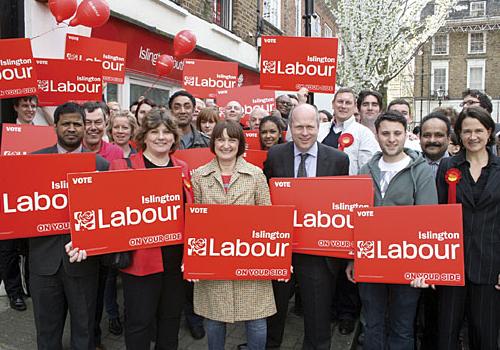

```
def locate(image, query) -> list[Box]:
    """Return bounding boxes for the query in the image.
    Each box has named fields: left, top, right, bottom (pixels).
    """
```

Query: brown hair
left=196, top=107, right=220, bottom=131
left=454, top=106, right=495, bottom=147
left=135, top=108, right=180, bottom=153
left=210, top=120, right=246, bottom=157
left=106, top=110, right=139, bottom=143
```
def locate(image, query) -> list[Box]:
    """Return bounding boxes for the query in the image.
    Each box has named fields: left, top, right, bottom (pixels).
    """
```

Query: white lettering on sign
left=72, top=177, right=93, bottom=185
left=38, top=80, right=100, bottom=94
left=0, top=66, right=33, bottom=81
left=274, top=181, right=291, bottom=188
left=294, top=210, right=353, bottom=229
left=183, top=76, right=236, bottom=89
left=357, top=240, right=460, bottom=260
left=263, top=38, right=277, bottom=43
left=187, top=238, right=289, bottom=257
left=189, top=207, right=208, bottom=214
left=357, top=210, right=374, bottom=217
left=2, top=192, right=67, bottom=213
left=262, top=60, right=335, bottom=77
left=5, top=126, right=21, bottom=132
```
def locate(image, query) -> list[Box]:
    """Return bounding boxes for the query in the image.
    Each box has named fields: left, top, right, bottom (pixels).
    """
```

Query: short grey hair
left=288, top=104, right=320, bottom=127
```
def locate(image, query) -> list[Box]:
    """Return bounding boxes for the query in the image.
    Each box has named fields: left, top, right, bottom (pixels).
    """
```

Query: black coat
left=436, top=151, right=500, bottom=285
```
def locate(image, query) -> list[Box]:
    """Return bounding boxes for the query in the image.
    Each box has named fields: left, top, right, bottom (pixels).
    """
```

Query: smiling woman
left=191, top=120, right=276, bottom=350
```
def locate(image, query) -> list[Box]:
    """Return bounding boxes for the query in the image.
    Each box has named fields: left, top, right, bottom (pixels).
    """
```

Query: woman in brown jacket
left=191, top=120, right=276, bottom=350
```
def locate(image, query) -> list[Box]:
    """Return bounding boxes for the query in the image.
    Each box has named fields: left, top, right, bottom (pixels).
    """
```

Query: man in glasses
left=275, top=94, right=293, bottom=120
left=460, top=89, right=492, bottom=113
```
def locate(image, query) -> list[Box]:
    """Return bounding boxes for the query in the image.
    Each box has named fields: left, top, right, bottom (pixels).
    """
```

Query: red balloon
left=156, top=55, right=175, bottom=76
left=173, top=30, right=197, bottom=57
left=48, top=0, right=77, bottom=23
left=69, top=0, right=110, bottom=28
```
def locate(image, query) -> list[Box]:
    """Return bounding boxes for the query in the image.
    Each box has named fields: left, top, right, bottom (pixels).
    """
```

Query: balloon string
left=30, top=22, right=69, bottom=40
left=142, top=76, right=161, bottom=98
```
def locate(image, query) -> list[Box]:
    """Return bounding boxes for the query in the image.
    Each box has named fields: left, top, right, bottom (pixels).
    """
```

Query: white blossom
left=326, top=0, right=458, bottom=93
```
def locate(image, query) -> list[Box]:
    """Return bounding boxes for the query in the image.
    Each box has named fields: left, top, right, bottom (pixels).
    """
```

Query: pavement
left=0, top=281, right=358, bottom=350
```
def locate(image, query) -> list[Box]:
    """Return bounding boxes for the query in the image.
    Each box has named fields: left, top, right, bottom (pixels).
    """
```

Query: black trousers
left=293, top=253, right=340, bottom=350
left=438, top=282, right=500, bottom=350
left=0, top=239, right=23, bottom=297
left=30, top=265, right=98, bottom=350
left=333, top=259, right=361, bottom=321
left=266, top=277, right=295, bottom=347
left=94, top=263, right=109, bottom=345
left=121, top=245, right=185, bottom=350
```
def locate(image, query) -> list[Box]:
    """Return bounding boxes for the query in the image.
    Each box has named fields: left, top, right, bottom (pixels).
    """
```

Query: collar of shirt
left=294, top=142, right=318, bottom=159
left=423, top=152, right=449, bottom=166
left=180, top=125, right=195, bottom=149
left=332, top=115, right=355, bottom=134
left=57, top=143, right=83, bottom=154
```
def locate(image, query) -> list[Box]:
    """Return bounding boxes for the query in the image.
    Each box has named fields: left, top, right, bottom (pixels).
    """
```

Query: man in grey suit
left=31, top=102, right=109, bottom=350
left=264, top=103, right=349, bottom=350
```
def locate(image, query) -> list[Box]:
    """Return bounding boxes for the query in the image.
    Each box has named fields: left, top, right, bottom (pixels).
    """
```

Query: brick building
left=0, top=0, right=337, bottom=121
left=414, top=0, right=500, bottom=121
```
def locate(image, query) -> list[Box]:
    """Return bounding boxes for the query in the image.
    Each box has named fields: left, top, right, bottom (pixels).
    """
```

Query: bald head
left=249, top=107, right=268, bottom=130
left=224, top=100, right=243, bottom=122
left=289, top=103, right=319, bottom=153
left=289, top=103, right=320, bottom=128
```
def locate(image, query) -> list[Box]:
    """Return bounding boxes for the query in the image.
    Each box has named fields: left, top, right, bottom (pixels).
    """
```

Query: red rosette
left=445, top=168, right=461, bottom=204
left=338, top=133, right=354, bottom=151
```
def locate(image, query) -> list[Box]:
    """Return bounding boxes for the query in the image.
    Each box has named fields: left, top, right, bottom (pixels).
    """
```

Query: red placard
left=35, top=58, right=103, bottom=106
left=68, top=168, right=184, bottom=255
left=217, top=85, right=275, bottom=117
left=65, top=34, right=127, bottom=84
left=354, top=205, right=464, bottom=286
left=92, top=17, right=260, bottom=86
left=244, top=130, right=262, bottom=150
left=0, top=153, right=95, bottom=239
left=1, top=123, right=56, bottom=156
left=174, top=149, right=215, bottom=177
left=183, top=204, right=294, bottom=280
left=0, top=38, right=38, bottom=99
left=242, top=150, right=267, bottom=169
left=182, top=59, right=238, bottom=98
left=270, top=176, right=373, bottom=258
left=260, top=36, right=338, bottom=93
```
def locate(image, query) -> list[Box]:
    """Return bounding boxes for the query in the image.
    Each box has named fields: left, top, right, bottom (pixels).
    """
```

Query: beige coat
left=191, top=157, right=277, bottom=323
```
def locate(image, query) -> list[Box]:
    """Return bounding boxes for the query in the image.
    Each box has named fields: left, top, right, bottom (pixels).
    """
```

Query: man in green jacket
left=347, top=110, right=438, bottom=350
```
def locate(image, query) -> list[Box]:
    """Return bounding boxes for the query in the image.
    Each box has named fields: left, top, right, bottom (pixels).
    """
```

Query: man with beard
left=169, top=90, right=209, bottom=149
left=419, top=112, right=451, bottom=177
left=30, top=102, right=109, bottom=350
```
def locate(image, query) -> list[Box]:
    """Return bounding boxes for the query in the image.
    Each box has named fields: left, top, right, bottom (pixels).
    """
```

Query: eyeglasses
left=459, top=100, right=480, bottom=107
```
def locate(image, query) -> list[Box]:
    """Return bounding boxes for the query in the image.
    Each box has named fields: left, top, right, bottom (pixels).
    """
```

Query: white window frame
left=432, top=33, right=449, bottom=55
left=213, top=0, right=233, bottom=31
left=467, top=59, right=486, bottom=91
left=430, top=60, right=449, bottom=96
left=324, top=23, right=333, bottom=38
left=311, top=14, right=321, bottom=37
left=468, top=32, right=486, bottom=54
left=470, top=1, right=486, bottom=16
left=127, top=75, right=176, bottom=107
left=263, top=0, right=281, bottom=29
left=295, top=0, right=301, bottom=36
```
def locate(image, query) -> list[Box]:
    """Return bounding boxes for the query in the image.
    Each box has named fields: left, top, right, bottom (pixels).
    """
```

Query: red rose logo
left=262, top=60, right=276, bottom=74
left=74, top=210, right=96, bottom=231
left=187, top=238, right=207, bottom=256
left=357, top=240, right=375, bottom=258
left=184, top=76, right=195, bottom=86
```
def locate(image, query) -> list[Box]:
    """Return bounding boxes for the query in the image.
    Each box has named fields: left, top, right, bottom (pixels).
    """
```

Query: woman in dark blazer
left=435, top=106, right=500, bottom=350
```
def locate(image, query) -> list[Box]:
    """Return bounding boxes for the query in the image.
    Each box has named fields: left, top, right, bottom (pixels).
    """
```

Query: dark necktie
left=297, top=153, right=309, bottom=178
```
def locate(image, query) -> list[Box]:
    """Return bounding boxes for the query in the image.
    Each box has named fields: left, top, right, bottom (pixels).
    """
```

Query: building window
left=324, top=24, right=333, bottom=38
left=468, top=32, right=486, bottom=54
left=295, top=0, right=301, bottom=36
left=432, top=33, right=449, bottom=55
left=213, top=0, right=232, bottom=30
left=470, top=1, right=486, bottom=16
left=467, top=59, right=486, bottom=91
left=311, top=14, right=321, bottom=37
left=263, top=0, right=281, bottom=29
left=431, top=60, right=449, bottom=96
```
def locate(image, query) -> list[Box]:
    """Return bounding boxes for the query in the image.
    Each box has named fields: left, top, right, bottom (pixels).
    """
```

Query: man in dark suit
left=264, top=103, right=349, bottom=350
left=30, top=102, right=109, bottom=350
